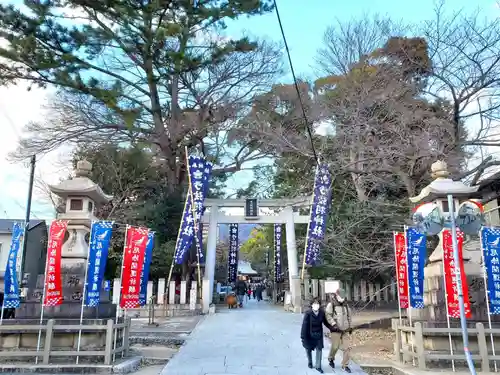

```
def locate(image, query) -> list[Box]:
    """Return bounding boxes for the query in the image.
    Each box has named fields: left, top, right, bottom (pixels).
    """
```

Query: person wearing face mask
left=300, top=297, right=338, bottom=373
left=325, top=288, right=353, bottom=373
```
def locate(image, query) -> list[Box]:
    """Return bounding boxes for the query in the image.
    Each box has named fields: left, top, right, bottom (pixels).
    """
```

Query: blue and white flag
left=406, top=227, right=426, bottom=309
left=481, top=227, right=500, bottom=314
left=84, top=221, right=114, bottom=307
left=173, top=155, right=212, bottom=264
left=304, top=164, right=332, bottom=265
left=274, top=224, right=283, bottom=283
left=227, top=224, right=239, bottom=283
left=139, top=231, right=155, bottom=306
left=3, top=222, right=24, bottom=308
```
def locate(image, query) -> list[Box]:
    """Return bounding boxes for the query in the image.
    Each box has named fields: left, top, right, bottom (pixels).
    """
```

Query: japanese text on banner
left=44, top=220, right=68, bottom=307
left=443, top=229, right=471, bottom=319
left=228, top=224, right=239, bottom=283
left=3, top=222, right=24, bottom=308
left=120, top=227, right=149, bottom=309
left=406, top=227, right=426, bottom=309
left=139, top=232, right=155, bottom=306
left=305, top=165, right=332, bottom=265
left=84, top=221, right=114, bottom=307
left=173, top=156, right=211, bottom=264
left=394, top=231, right=409, bottom=309
left=274, top=224, right=283, bottom=283
left=481, top=227, right=500, bottom=314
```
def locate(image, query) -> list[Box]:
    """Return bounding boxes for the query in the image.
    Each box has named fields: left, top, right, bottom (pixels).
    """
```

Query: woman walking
left=300, top=298, right=339, bottom=373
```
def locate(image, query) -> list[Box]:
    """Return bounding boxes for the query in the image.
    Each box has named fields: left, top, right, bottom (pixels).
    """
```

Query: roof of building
left=238, top=260, right=258, bottom=275
left=0, top=219, right=45, bottom=234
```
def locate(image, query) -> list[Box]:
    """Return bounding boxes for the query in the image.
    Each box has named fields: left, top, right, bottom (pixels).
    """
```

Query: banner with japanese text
left=227, top=224, right=239, bottom=283
left=406, top=227, right=426, bottom=308
left=443, top=229, right=471, bottom=318
left=43, top=220, right=68, bottom=307
left=120, top=226, right=149, bottom=309
left=304, top=164, right=332, bottom=265
left=84, top=221, right=114, bottom=307
left=173, top=156, right=212, bottom=264
left=3, top=222, right=24, bottom=308
left=481, top=227, right=500, bottom=314
left=274, top=224, right=283, bottom=283
left=394, top=231, right=409, bottom=309
left=139, top=231, right=155, bottom=306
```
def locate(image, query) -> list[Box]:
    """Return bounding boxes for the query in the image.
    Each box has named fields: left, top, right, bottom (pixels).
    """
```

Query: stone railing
left=394, top=319, right=500, bottom=372
left=301, top=279, right=398, bottom=306
left=111, top=278, right=202, bottom=317
left=0, top=318, right=131, bottom=365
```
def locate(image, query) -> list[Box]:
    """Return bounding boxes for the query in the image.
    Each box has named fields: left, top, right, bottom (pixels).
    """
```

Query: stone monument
left=18, top=160, right=116, bottom=319
left=407, top=160, right=496, bottom=353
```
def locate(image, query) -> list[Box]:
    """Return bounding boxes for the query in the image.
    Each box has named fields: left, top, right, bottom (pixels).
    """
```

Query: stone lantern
left=49, top=160, right=113, bottom=269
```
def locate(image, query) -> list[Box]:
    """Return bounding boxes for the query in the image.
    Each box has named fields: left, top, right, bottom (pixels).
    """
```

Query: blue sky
left=0, top=0, right=495, bottom=220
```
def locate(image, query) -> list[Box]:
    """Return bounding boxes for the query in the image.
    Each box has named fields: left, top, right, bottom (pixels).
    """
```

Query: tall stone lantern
left=18, top=160, right=115, bottom=319
left=408, top=161, right=489, bottom=356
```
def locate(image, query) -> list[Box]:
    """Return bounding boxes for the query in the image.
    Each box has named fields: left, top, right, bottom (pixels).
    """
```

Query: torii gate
left=200, top=197, right=311, bottom=313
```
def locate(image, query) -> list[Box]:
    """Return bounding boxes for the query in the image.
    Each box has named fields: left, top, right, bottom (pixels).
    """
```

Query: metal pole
left=403, top=226, right=415, bottom=366
left=441, top=230, right=456, bottom=372
left=393, top=231, right=403, bottom=326
left=20, top=155, right=36, bottom=282
left=447, top=194, right=477, bottom=375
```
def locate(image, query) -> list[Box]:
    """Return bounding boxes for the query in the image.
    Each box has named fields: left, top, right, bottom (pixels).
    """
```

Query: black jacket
left=300, top=308, right=338, bottom=350
left=235, top=280, right=247, bottom=295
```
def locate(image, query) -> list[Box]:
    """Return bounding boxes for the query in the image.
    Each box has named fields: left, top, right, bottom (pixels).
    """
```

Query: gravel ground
left=348, top=328, right=395, bottom=363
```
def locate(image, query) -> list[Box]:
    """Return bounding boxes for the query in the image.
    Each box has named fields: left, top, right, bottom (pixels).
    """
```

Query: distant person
left=325, top=289, right=353, bottom=373
left=256, top=284, right=263, bottom=301
left=234, top=276, right=247, bottom=308
left=301, top=297, right=338, bottom=373
left=247, top=286, right=252, bottom=301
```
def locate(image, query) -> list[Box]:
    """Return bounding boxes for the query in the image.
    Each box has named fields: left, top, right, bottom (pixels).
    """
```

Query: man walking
left=234, top=276, right=247, bottom=308
left=325, top=289, right=353, bottom=373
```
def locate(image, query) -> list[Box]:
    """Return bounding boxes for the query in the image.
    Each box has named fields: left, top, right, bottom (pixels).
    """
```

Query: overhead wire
left=272, top=0, right=320, bottom=165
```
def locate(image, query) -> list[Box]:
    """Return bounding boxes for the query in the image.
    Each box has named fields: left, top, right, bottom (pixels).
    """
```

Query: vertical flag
left=227, top=224, right=239, bottom=283
left=304, top=165, right=332, bottom=265
left=394, top=231, right=409, bottom=309
left=84, top=221, right=114, bottom=307
left=481, top=227, right=500, bottom=314
left=274, top=224, right=283, bottom=283
left=43, top=220, right=68, bottom=307
left=173, top=156, right=212, bottom=264
left=406, top=227, right=426, bottom=309
left=3, top=222, right=24, bottom=308
left=139, top=232, right=155, bottom=306
left=443, top=229, right=471, bottom=318
left=120, top=227, right=149, bottom=309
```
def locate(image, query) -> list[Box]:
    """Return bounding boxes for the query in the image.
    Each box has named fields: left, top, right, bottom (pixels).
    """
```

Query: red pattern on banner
left=120, top=227, right=149, bottom=309
left=43, top=220, right=68, bottom=307
left=394, top=232, right=409, bottom=308
left=443, top=229, right=471, bottom=319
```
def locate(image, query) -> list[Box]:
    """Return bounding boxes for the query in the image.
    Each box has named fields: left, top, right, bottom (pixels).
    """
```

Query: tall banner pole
left=301, top=165, right=319, bottom=280
left=113, top=225, right=129, bottom=363
left=447, top=194, right=477, bottom=375
left=403, top=226, right=415, bottom=366
left=76, top=220, right=94, bottom=364
left=393, top=231, right=403, bottom=326
left=441, top=229, right=456, bottom=372
left=184, top=147, right=202, bottom=300
left=479, top=227, right=497, bottom=372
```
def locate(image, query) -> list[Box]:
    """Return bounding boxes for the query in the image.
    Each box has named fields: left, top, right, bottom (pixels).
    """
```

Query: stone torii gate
left=200, top=197, right=311, bottom=313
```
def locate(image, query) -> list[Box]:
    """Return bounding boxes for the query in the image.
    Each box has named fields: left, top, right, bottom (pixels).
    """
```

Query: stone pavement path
left=160, top=299, right=367, bottom=375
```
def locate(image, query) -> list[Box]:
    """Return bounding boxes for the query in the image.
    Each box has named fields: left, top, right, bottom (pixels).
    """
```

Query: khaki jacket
left=325, top=301, right=351, bottom=331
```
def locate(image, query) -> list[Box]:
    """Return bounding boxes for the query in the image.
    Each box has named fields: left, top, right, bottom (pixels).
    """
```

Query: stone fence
left=394, top=319, right=500, bottom=372
left=301, top=279, right=399, bottom=306
left=0, top=318, right=131, bottom=365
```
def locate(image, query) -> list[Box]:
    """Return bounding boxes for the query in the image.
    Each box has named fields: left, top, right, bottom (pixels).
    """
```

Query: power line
left=273, top=0, right=319, bottom=165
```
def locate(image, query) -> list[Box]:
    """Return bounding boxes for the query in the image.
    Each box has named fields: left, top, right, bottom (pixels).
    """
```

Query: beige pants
left=328, top=332, right=351, bottom=367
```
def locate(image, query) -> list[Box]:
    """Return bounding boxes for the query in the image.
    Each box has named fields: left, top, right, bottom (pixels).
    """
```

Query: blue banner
left=304, top=165, right=332, bottom=265
left=84, top=221, right=114, bottom=307
left=406, top=227, right=426, bottom=308
left=139, top=231, right=155, bottom=306
left=274, top=224, right=283, bottom=283
left=481, top=227, right=500, bottom=314
left=228, top=224, right=239, bottom=283
left=3, top=222, right=24, bottom=309
left=173, top=155, right=212, bottom=264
